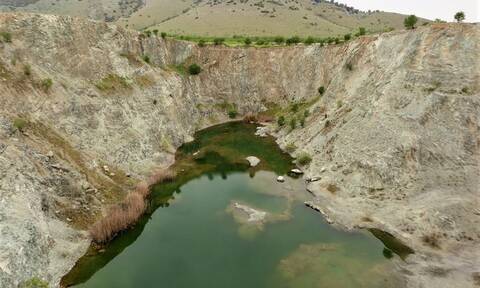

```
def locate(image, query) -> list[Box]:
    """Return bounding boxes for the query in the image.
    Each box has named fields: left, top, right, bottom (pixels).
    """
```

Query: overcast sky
left=337, top=0, right=479, bottom=22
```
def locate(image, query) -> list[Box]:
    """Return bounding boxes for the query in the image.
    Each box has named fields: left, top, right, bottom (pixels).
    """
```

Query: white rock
left=277, top=176, right=285, bottom=182
left=309, top=177, right=321, bottom=182
left=291, top=168, right=303, bottom=174
left=246, top=156, right=261, bottom=167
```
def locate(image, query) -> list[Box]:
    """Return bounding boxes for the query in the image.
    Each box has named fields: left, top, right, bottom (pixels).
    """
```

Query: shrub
left=161, top=32, right=167, bottom=39
left=0, top=31, right=12, bottom=43
left=304, top=36, right=315, bottom=45
left=346, top=62, right=353, bottom=71
left=404, top=15, right=418, bottom=29
left=300, top=117, right=305, bottom=127
left=20, top=277, right=49, bottom=288
left=188, top=63, right=202, bottom=75
left=336, top=99, right=343, bottom=108
left=454, top=11, right=465, bottom=23
left=318, top=86, right=325, bottom=95
left=23, top=64, right=31, bottom=76
left=277, top=115, right=285, bottom=126
left=213, top=37, right=225, bottom=45
left=95, top=74, right=131, bottom=91
left=152, top=29, right=159, bottom=36
left=326, top=183, right=338, bottom=193
left=142, top=55, right=151, bottom=64
left=285, top=143, right=297, bottom=153
left=244, top=37, right=252, bottom=45
left=144, top=30, right=152, bottom=37
left=461, top=87, right=469, bottom=94
left=228, top=108, right=238, bottom=119
left=291, top=103, right=299, bottom=112
left=357, top=27, right=366, bottom=36
left=344, top=33, right=351, bottom=41
left=303, top=110, right=310, bottom=118
left=289, top=118, right=296, bottom=129
left=41, top=78, right=53, bottom=91
left=286, top=36, right=301, bottom=45
left=274, top=36, right=285, bottom=44
left=296, top=152, right=312, bottom=166
left=198, top=39, right=206, bottom=47
left=13, top=118, right=27, bottom=131
left=256, top=39, right=266, bottom=45
left=422, top=233, right=441, bottom=249
left=334, top=37, right=341, bottom=44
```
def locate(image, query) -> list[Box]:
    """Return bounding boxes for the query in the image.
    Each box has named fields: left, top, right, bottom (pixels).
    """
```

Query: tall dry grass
left=90, top=169, right=176, bottom=243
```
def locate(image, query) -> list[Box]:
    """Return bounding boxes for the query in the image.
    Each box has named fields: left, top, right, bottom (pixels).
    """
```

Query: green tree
left=160, top=32, right=167, bottom=39
left=213, top=37, right=225, bottom=45
left=244, top=37, right=252, bottom=45
left=286, top=36, right=300, bottom=45
left=274, top=36, right=285, bottom=44
left=404, top=15, right=418, bottom=29
left=304, top=36, right=315, bottom=45
left=277, top=115, right=285, bottom=126
left=357, top=27, right=366, bottom=36
left=318, top=86, right=325, bottom=95
left=152, top=29, right=159, bottom=36
left=344, top=33, right=351, bottom=41
left=198, top=39, right=206, bottom=47
left=188, top=63, right=202, bottom=75
left=454, top=11, right=465, bottom=23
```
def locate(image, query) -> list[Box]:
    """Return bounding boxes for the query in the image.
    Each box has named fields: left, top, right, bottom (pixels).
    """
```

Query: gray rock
left=246, top=156, right=261, bottom=167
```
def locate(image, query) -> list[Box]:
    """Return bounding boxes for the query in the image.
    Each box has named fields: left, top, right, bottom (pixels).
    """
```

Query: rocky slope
left=0, top=13, right=478, bottom=288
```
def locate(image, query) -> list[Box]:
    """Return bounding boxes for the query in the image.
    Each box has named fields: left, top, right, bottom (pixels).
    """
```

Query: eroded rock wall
left=0, top=13, right=478, bottom=287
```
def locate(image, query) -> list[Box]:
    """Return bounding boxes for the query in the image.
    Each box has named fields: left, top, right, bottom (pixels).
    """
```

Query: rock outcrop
left=0, top=13, right=478, bottom=288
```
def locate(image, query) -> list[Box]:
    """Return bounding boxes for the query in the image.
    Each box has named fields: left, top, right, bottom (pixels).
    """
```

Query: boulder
left=277, top=176, right=285, bottom=182
left=246, top=156, right=261, bottom=167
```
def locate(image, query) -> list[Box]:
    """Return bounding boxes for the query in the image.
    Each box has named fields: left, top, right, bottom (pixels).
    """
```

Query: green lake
left=62, top=122, right=407, bottom=288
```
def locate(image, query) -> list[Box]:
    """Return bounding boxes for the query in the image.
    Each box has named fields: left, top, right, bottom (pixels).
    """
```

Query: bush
left=304, top=36, right=315, bottom=45
left=256, top=39, right=266, bottom=45
left=213, top=37, right=225, bottom=45
left=13, top=118, right=27, bottom=131
left=198, top=39, right=206, bottom=47
left=296, top=152, right=312, bottom=166
left=318, top=86, right=325, bottom=95
left=20, top=277, right=49, bottom=288
left=144, top=30, right=152, bottom=37
left=454, top=11, right=465, bottom=23
left=142, top=55, right=151, bottom=64
left=41, top=78, right=53, bottom=91
left=152, top=29, right=158, bottom=36
left=0, top=31, right=12, bottom=43
left=274, top=36, right=285, bottom=44
left=291, top=103, right=299, bottom=112
left=336, top=99, right=343, bottom=108
left=461, top=87, right=469, bottom=94
left=344, top=34, right=351, bottom=41
left=357, top=27, right=366, bottom=36
left=303, top=110, right=310, bottom=118
left=334, top=37, right=341, bottom=44
left=228, top=108, right=238, bottom=119
left=300, top=117, right=305, bottom=127
left=277, top=115, right=285, bottom=126
left=289, top=118, right=296, bottom=129
left=244, top=37, right=252, bottom=45
left=346, top=62, right=353, bottom=71
left=404, top=15, right=418, bottom=29
left=23, top=64, right=31, bottom=76
left=286, top=36, right=301, bottom=45
left=161, top=32, right=167, bottom=39
left=188, top=63, right=202, bottom=75
left=285, top=143, right=297, bottom=153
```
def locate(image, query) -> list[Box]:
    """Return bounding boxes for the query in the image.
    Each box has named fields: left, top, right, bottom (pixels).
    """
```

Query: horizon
left=337, top=0, right=480, bottom=22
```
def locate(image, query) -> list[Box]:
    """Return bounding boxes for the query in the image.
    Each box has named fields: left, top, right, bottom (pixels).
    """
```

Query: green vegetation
left=228, top=107, right=238, bottom=119
left=356, top=27, right=366, bottom=36
left=318, top=86, right=325, bottom=95
left=274, top=36, right=285, bottom=44
left=23, top=65, right=31, bottom=76
left=198, top=39, right=206, bottom=47
left=161, top=32, right=167, bottom=39
left=289, top=118, right=296, bottom=130
left=0, top=31, right=12, bottom=43
left=20, top=277, right=49, bottom=288
left=285, top=143, right=297, bottom=153
left=296, top=152, right=312, bottom=166
left=291, top=103, right=299, bottom=113
left=346, top=62, right=353, bottom=71
left=95, top=74, right=130, bottom=92
left=286, top=36, right=301, bottom=45
left=304, top=36, right=315, bottom=45
left=152, top=29, right=158, bottom=36
left=144, top=30, right=152, bottom=37
left=404, top=15, right=418, bottom=29
left=337, top=100, right=343, bottom=109
left=13, top=118, right=27, bottom=132
left=454, top=12, right=465, bottom=23
left=142, top=55, right=151, bottom=64
left=188, top=63, right=202, bottom=75
left=213, top=37, right=225, bottom=45
left=344, top=34, right=351, bottom=41
left=461, top=87, right=469, bottom=94
left=41, top=78, right=53, bottom=92
left=277, top=115, right=285, bottom=127
left=244, top=37, right=252, bottom=45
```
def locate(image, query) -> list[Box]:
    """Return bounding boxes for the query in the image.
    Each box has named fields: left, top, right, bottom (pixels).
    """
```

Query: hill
left=0, top=0, right=428, bottom=37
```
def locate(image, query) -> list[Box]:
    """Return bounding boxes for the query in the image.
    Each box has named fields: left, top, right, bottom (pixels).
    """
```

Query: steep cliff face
left=0, top=13, right=478, bottom=288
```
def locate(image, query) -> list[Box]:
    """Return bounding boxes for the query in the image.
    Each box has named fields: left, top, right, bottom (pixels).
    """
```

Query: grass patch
left=296, top=152, right=312, bottom=166
left=95, top=74, right=131, bottom=92
left=13, top=118, right=27, bottom=132
left=40, top=78, right=53, bottom=92
left=0, top=31, right=12, bottom=43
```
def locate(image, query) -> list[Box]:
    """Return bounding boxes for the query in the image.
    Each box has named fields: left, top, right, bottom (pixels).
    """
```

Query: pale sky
left=337, top=0, right=480, bottom=22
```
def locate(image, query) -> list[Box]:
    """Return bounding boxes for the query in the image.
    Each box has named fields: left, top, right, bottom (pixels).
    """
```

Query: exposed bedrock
left=0, top=13, right=478, bottom=287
